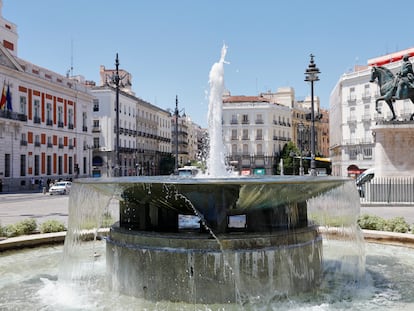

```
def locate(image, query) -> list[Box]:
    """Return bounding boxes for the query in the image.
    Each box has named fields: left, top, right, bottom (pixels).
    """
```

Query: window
left=257, top=144, right=263, bottom=155
left=58, top=156, right=63, bottom=175
left=231, top=129, right=237, bottom=140
left=46, top=103, right=52, bottom=125
left=4, top=154, right=10, bottom=177
left=47, top=136, right=52, bottom=148
left=93, top=137, right=100, bottom=148
left=242, top=144, right=248, bottom=154
left=35, top=135, right=40, bottom=147
left=349, top=148, right=357, bottom=160
left=83, top=157, right=87, bottom=174
left=20, top=154, right=26, bottom=176
left=68, top=109, right=74, bottom=128
left=231, top=114, right=238, bottom=124
left=363, top=147, right=372, bottom=159
left=34, top=99, right=40, bottom=123
left=20, top=96, right=27, bottom=115
left=68, top=157, right=73, bottom=175
left=231, top=144, right=237, bottom=154
left=242, top=129, right=248, bottom=140
left=93, top=99, right=99, bottom=112
left=58, top=106, right=63, bottom=127
left=256, top=129, right=263, bottom=140
left=34, top=155, right=39, bottom=176
left=242, top=114, right=249, bottom=124
left=47, top=155, right=52, bottom=175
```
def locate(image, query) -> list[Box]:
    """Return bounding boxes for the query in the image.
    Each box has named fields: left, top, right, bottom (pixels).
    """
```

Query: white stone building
left=0, top=2, right=94, bottom=191
left=90, top=65, right=171, bottom=177
left=222, top=94, right=292, bottom=175
left=329, top=47, right=414, bottom=177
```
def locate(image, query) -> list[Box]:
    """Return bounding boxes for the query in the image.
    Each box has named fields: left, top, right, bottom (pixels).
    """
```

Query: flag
left=6, top=83, right=12, bottom=111
left=0, top=82, right=6, bottom=110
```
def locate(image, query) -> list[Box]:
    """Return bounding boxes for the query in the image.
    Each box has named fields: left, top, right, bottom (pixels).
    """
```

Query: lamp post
left=304, top=54, right=320, bottom=176
left=111, top=53, right=121, bottom=177
left=298, top=122, right=304, bottom=176
left=174, top=95, right=179, bottom=175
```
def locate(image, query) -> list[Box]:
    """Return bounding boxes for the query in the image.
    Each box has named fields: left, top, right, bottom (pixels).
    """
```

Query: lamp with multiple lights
left=304, top=54, right=320, bottom=176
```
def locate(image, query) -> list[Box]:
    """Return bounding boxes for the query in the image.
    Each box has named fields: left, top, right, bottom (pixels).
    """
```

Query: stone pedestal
left=372, top=122, right=414, bottom=177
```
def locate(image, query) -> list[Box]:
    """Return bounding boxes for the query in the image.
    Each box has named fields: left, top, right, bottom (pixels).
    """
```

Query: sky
left=4, top=0, right=414, bottom=128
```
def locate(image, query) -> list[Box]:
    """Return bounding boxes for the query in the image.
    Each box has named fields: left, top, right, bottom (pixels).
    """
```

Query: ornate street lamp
left=304, top=54, right=320, bottom=176
left=174, top=95, right=179, bottom=175
left=298, top=122, right=305, bottom=176
left=110, top=53, right=121, bottom=177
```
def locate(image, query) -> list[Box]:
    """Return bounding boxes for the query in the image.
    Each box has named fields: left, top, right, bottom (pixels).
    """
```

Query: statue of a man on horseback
left=370, top=54, right=414, bottom=121
left=395, top=54, right=414, bottom=99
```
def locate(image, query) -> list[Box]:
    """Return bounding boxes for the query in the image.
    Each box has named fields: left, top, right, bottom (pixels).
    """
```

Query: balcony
left=20, top=140, right=27, bottom=146
left=347, top=95, right=357, bottom=105
left=242, top=136, right=249, bottom=140
left=57, top=121, right=64, bottom=128
left=92, top=127, right=101, bottom=133
left=58, top=144, right=64, bottom=149
left=0, top=110, right=27, bottom=122
left=34, top=141, right=41, bottom=147
left=68, top=123, right=74, bottom=129
left=362, top=114, right=371, bottom=123
left=47, top=143, right=53, bottom=148
left=347, top=116, right=357, bottom=125
left=230, top=119, right=238, bottom=125
left=33, top=116, right=41, bottom=124
left=82, top=126, right=88, bottom=132
left=46, top=119, right=53, bottom=126
left=255, top=119, right=264, bottom=124
left=362, top=93, right=371, bottom=102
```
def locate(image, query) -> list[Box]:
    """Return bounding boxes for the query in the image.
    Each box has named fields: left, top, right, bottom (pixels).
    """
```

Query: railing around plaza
left=360, top=176, right=414, bottom=204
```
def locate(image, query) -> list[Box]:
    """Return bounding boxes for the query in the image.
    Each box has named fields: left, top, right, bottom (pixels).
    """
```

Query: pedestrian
left=31, top=177, right=35, bottom=190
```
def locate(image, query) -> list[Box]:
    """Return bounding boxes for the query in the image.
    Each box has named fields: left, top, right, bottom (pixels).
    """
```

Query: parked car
left=356, top=168, right=375, bottom=197
left=49, top=181, right=72, bottom=195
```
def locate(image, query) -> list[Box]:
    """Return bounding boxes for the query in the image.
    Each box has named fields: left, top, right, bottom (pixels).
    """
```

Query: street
left=0, top=192, right=70, bottom=227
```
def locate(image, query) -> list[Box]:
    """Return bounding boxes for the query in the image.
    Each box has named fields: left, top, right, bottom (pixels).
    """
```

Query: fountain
left=58, top=45, right=360, bottom=304
left=3, top=46, right=414, bottom=310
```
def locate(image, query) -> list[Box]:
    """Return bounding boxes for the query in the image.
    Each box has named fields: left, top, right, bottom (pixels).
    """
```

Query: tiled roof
left=223, top=95, right=270, bottom=103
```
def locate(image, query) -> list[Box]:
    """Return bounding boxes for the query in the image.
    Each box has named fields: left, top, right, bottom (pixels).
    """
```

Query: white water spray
left=206, top=44, right=230, bottom=177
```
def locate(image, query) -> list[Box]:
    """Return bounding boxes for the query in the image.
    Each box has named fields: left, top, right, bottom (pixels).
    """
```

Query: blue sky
left=4, top=0, right=414, bottom=127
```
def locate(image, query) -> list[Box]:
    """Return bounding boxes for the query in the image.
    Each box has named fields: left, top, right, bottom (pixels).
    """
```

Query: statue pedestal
left=372, top=122, right=414, bottom=177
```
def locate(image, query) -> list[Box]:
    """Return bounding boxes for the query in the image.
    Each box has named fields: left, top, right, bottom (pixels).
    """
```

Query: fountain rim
left=73, top=175, right=351, bottom=186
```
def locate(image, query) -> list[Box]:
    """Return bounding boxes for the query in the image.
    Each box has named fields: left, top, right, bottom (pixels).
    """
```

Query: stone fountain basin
left=75, top=175, right=350, bottom=233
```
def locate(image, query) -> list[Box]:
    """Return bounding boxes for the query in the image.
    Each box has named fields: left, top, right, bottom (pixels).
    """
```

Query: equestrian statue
left=369, top=54, right=414, bottom=121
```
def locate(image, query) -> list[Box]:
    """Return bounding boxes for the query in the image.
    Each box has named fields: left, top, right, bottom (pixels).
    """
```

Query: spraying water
left=206, top=44, right=230, bottom=177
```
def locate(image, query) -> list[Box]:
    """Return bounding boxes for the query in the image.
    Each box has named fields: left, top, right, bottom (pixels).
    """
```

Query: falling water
left=206, top=44, right=230, bottom=177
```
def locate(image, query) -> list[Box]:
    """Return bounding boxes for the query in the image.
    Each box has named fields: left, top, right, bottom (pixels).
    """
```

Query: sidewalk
left=360, top=204, right=414, bottom=224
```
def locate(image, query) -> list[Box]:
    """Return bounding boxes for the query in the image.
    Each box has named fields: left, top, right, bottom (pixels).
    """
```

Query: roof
left=368, top=47, right=414, bottom=66
left=222, top=95, right=270, bottom=103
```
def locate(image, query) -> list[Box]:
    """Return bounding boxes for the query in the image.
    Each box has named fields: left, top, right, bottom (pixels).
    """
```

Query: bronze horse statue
left=369, top=66, right=414, bottom=121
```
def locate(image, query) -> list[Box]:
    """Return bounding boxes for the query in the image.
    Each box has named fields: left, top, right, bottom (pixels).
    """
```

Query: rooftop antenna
left=68, top=38, right=74, bottom=78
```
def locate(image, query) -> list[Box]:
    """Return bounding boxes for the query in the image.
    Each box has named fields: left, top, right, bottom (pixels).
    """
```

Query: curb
left=0, top=229, right=110, bottom=252
left=321, top=227, right=414, bottom=248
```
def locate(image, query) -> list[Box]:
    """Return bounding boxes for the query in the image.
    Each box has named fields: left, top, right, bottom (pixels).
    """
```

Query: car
left=356, top=168, right=375, bottom=197
left=49, top=181, right=72, bottom=195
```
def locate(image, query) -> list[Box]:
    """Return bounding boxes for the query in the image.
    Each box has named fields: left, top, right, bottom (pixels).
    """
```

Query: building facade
left=222, top=94, right=292, bottom=175
left=329, top=47, right=414, bottom=177
left=90, top=66, right=171, bottom=177
left=0, top=4, right=94, bottom=191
